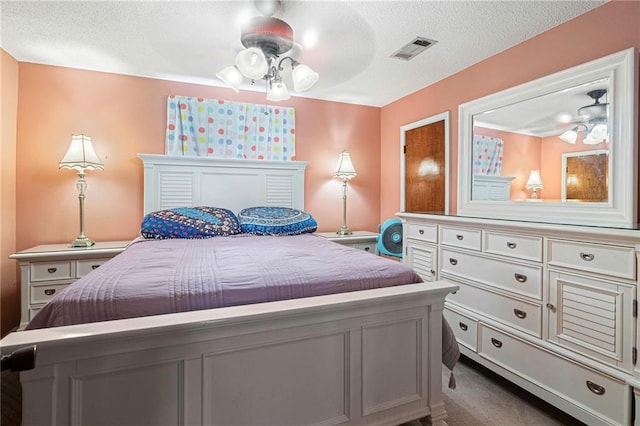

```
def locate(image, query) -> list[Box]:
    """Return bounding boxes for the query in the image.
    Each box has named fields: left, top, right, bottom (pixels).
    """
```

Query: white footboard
left=1, top=282, right=457, bottom=426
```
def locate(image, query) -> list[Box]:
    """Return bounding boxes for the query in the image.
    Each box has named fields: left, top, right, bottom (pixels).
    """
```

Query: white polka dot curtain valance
left=165, top=96, right=296, bottom=160
left=472, top=135, right=504, bottom=175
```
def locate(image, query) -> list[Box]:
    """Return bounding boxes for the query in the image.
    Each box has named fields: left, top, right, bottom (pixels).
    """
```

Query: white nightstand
left=315, top=231, right=379, bottom=255
left=11, top=240, right=130, bottom=329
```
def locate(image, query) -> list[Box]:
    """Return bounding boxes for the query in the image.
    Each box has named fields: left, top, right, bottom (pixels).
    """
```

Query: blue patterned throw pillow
left=140, top=206, right=240, bottom=239
left=238, top=206, right=318, bottom=236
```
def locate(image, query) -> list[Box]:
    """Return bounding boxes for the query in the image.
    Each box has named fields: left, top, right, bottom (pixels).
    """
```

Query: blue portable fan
left=377, top=219, right=403, bottom=258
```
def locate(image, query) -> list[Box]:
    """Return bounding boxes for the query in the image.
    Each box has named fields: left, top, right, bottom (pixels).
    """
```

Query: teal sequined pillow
left=238, top=206, right=318, bottom=236
left=141, top=207, right=240, bottom=239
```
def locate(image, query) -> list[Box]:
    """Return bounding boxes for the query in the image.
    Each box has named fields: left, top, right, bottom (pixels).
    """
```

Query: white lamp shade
left=216, top=66, right=243, bottom=92
left=59, top=134, right=104, bottom=172
left=235, top=47, right=269, bottom=80
left=559, top=129, right=578, bottom=144
left=292, top=64, right=319, bottom=92
left=584, top=124, right=608, bottom=144
left=525, top=170, right=544, bottom=189
left=333, top=151, right=357, bottom=180
left=267, top=81, right=291, bottom=101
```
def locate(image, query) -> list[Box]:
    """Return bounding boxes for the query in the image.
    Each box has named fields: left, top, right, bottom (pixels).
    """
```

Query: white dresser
left=398, top=213, right=640, bottom=426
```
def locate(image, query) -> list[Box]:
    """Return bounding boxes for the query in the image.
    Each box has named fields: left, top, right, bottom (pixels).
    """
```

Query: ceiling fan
left=559, top=89, right=609, bottom=145
left=215, top=0, right=319, bottom=101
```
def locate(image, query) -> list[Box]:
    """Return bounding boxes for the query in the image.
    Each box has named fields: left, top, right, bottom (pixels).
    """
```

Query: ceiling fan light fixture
left=216, top=9, right=319, bottom=101
left=235, top=47, right=269, bottom=80
left=584, top=123, right=608, bottom=145
left=216, top=66, right=243, bottom=93
left=292, top=64, right=319, bottom=92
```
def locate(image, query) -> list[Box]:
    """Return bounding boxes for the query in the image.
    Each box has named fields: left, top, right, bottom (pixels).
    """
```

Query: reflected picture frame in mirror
left=457, top=48, right=638, bottom=227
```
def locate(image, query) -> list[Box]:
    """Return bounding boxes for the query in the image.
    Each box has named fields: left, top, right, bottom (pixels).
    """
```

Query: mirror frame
left=458, top=48, right=638, bottom=227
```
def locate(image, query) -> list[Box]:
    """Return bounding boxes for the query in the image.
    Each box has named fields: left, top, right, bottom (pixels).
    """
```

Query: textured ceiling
left=0, top=0, right=607, bottom=107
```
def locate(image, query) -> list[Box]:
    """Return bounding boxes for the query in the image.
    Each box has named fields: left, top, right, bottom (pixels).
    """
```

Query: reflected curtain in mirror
left=472, top=135, right=504, bottom=175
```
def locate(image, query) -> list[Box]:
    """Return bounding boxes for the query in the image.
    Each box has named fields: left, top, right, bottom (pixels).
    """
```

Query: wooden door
left=404, top=120, right=446, bottom=212
left=565, top=152, right=608, bottom=202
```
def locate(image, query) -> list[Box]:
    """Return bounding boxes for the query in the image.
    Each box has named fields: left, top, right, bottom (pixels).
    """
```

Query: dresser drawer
left=30, top=261, right=73, bottom=282
left=446, top=281, right=541, bottom=337
left=478, top=324, right=629, bottom=425
left=483, top=232, right=542, bottom=262
left=441, top=249, right=542, bottom=299
left=439, top=226, right=481, bottom=250
left=31, top=283, right=69, bottom=304
left=406, top=223, right=437, bottom=243
left=77, top=258, right=110, bottom=277
left=444, top=308, right=478, bottom=351
left=548, top=239, right=636, bottom=280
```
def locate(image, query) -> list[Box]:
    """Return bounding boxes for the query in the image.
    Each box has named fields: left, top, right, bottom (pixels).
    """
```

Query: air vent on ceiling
left=390, top=37, right=438, bottom=61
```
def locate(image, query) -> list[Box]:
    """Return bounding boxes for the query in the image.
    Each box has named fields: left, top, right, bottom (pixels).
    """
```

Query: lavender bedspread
left=28, top=234, right=424, bottom=329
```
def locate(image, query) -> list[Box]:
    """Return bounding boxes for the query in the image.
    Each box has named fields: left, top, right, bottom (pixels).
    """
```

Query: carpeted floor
left=2, top=355, right=585, bottom=426
left=404, top=355, right=586, bottom=426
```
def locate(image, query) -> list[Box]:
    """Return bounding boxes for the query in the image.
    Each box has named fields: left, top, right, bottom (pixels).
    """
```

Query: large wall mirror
left=458, top=48, right=637, bottom=227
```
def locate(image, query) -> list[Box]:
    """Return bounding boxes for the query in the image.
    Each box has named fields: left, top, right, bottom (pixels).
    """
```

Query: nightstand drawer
left=353, top=242, right=377, bottom=254
left=548, top=239, right=635, bottom=280
left=483, top=232, right=542, bottom=262
left=31, top=283, right=69, bottom=304
left=440, top=226, right=481, bottom=251
left=77, top=258, right=110, bottom=277
left=30, top=261, right=73, bottom=282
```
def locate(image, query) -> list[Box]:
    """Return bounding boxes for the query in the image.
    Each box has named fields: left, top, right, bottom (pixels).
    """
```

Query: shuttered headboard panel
left=138, top=154, right=308, bottom=214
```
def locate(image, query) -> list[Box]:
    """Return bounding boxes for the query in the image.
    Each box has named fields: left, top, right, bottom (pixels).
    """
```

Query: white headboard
left=138, top=154, right=308, bottom=215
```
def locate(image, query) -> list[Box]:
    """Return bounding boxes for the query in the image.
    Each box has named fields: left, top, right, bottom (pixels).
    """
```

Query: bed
left=1, top=154, right=459, bottom=426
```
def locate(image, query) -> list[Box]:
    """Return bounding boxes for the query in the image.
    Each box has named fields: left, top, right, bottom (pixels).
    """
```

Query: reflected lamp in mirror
left=333, top=151, right=357, bottom=235
left=59, top=134, right=104, bottom=247
left=525, top=170, right=544, bottom=199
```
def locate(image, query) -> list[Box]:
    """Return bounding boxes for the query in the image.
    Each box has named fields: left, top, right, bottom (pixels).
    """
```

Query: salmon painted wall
left=15, top=64, right=381, bottom=251
left=380, top=1, right=640, bottom=222
left=1, top=49, right=19, bottom=336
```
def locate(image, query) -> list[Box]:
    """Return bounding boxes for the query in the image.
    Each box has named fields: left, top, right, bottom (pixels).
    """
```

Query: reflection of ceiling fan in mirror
left=559, top=89, right=609, bottom=145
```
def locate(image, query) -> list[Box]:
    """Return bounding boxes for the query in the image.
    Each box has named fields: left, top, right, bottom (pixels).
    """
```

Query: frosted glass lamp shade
left=267, top=81, right=291, bottom=101
left=584, top=124, right=608, bottom=144
left=292, top=64, right=319, bottom=92
left=559, top=129, right=578, bottom=144
left=235, top=47, right=269, bottom=80
left=59, top=134, right=104, bottom=172
left=216, top=66, right=243, bottom=92
left=333, top=151, right=357, bottom=180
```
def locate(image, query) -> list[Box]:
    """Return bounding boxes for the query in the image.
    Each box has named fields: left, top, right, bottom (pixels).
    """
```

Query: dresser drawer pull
left=456, top=234, right=464, bottom=240
left=364, top=247, right=370, bottom=252
left=580, top=252, right=595, bottom=261
left=490, top=338, right=502, bottom=348
left=449, top=258, right=458, bottom=266
left=44, top=289, right=56, bottom=296
left=458, top=322, right=468, bottom=331
left=47, top=267, right=57, bottom=274
left=91, top=264, right=100, bottom=269
left=514, top=273, right=527, bottom=283
left=418, top=229, right=424, bottom=235
left=513, top=309, right=527, bottom=319
left=586, top=381, right=606, bottom=396
left=546, top=303, right=556, bottom=311
left=506, top=241, right=517, bottom=249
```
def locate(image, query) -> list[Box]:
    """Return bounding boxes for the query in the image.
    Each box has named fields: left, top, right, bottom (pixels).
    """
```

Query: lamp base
left=336, top=227, right=352, bottom=236
left=69, top=236, right=95, bottom=248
